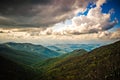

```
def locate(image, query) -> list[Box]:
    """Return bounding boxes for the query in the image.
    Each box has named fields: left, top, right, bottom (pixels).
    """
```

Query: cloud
left=0, top=0, right=118, bottom=36
left=0, top=16, right=16, bottom=26
left=70, top=7, right=118, bottom=34
left=0, top=0, right=119, bottom=44
left=0, top=27, right=120, bottom=44
left=0, top=0, right=94, bottom=27
left=110, top=29, right=120, bottom=39
left=96, top=0, right=106, bottom=7
left=40, top=0, right=118, bottom=35
left=0, top=31, right=4, bottom=33
left=93, top=27, right=120, bottom=40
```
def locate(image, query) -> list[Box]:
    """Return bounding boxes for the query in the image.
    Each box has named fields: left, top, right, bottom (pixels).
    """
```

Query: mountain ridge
left=0, top=42, right=60, bottom=65
left=3, top=42, right=60, bottom=57
left=38, top=40, right=120, bottom=80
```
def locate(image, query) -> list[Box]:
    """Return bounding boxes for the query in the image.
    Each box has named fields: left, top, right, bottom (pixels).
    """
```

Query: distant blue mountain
left=46, top=44, right=102, bottom=53
left=47, top=46, right=66, bottom=54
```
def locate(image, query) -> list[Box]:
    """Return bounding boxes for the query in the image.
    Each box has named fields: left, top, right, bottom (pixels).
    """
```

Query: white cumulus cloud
left=40, top=0, right=118, bottom=35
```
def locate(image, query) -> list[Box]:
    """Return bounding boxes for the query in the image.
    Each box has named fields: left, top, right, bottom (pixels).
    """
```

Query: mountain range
left=46, top=44, right=102, bottom=54
left=0, top=40, right=120, bottom=80
left=0, top=42, right=60, bottom=65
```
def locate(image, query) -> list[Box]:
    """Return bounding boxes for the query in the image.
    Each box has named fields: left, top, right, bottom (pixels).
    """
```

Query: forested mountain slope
left=39, top=41, right=120, bottom=80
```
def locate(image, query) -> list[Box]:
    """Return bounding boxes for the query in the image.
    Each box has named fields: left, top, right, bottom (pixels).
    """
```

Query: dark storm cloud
left=0, top=0, right=52, bottom=16
left=0, top=0, right=93, bottom=27
left=0, top=0, right=51, bottom=6
left=0, top=31, right=4, bottom=33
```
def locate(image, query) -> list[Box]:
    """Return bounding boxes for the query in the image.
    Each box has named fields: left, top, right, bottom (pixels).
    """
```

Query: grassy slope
left=38, top=41, right=120, bottom=80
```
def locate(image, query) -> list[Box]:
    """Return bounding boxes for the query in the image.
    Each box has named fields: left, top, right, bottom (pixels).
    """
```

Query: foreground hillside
left=39, top=41, right=120, bottom=80
left=0, top=56, right=36, bottom=80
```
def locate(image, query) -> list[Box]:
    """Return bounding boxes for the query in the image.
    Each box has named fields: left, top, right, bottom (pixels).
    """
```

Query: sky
left=0, top=0, right=120, bottom=45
